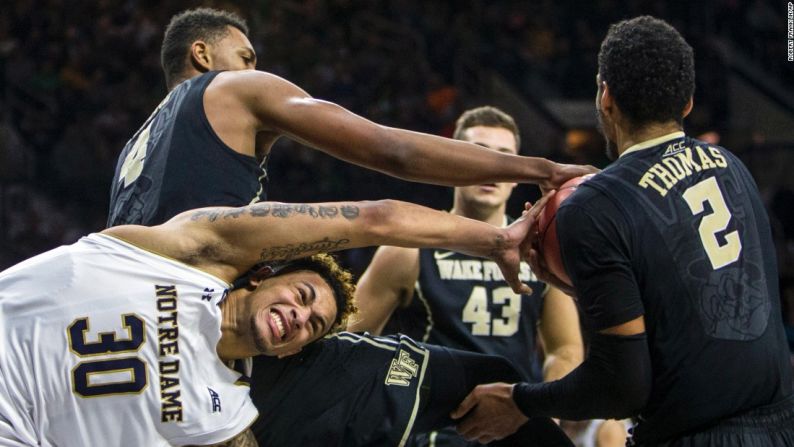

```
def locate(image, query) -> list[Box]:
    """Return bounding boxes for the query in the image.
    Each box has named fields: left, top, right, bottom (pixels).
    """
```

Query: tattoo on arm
left=189, top=209, right=226, bottom=222
left=341, top=205, right=359, bottom=219
left=190, top=204, right=360, bottom=221
left=260, top=237, right=350, bottom=262
left=222, top=208, right=246, bottom=220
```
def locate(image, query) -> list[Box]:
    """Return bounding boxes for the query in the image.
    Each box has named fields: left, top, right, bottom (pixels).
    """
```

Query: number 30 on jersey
left=67, top=314, right=148, bottom=397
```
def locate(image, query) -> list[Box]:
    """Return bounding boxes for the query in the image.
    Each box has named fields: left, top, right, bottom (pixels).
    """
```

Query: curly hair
left=161, top=8, right=249, bottom=89
left=453, top=106, right=520, bottom=150
left=272, top=253, right=358, bottom=333
left=598, top=16, right=694, bottom=129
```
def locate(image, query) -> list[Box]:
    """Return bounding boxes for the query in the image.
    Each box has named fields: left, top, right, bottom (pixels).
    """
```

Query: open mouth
left=268, top=309, right=287, bottom=341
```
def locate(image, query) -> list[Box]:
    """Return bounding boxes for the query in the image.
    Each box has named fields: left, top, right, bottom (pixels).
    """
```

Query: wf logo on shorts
left=385, top=350, right=419, bottom=386
left=208, top=387, right=222, bottom=413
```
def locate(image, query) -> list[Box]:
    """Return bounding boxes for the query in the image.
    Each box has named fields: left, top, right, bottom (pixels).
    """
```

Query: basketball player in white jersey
left=0, top=197, right=538, bottom=446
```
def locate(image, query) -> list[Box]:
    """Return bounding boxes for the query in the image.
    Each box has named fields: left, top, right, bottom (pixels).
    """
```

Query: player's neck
left=168, top=69, right=203, bottom=91
left=216, top=289, right=256, bottom=361
left=615, top=121, right=683, bottom=156
left=450, top=203, right=506, bottom=227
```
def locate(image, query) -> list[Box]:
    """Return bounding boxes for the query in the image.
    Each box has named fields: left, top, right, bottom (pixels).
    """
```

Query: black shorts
left=250, top=332, right=570, bottom=446
left=642, top=394, right=794, bottom=447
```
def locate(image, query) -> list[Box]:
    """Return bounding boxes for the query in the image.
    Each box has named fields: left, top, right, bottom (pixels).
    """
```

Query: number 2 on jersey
left=462, top=286, right=521, bottom=336
left=67, top=314, right=148, bottom=397
left=682, top=177, right=742, bottom=269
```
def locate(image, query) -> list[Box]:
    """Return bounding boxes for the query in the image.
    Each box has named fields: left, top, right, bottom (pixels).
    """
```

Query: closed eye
left=298, top=288, right=307, bottom=305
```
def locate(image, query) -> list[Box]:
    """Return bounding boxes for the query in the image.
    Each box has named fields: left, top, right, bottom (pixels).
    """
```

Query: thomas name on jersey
left=435, top=256, right=537, bottom=283
left=156, top=284, right=183, bottom=423
left=639, top=142, right=728, bottom=197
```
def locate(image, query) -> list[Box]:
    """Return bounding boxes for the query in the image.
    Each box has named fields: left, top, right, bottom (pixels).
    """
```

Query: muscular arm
left=214, top=70, right=593, bottom=189
left=538, top=286, right=583, bottom=381
left=512, top=196, right=650, bottom=420
left=512, top=317, right=650, bottom=420
left=102, top=199, right=530, bottom=293
left=349, top=245, right=419, bottom=334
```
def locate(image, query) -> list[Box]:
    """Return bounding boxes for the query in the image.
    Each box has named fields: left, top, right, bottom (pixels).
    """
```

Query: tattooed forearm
left=259, top=237, right=350, bottom=262
left=189, top=204, right=361, bottom=222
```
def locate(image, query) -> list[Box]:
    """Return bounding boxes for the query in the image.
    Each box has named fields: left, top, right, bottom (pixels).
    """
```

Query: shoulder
left=209, top=70, right=302, bottom=96
left=557, top=179, right=633, bottom=244
left=561, top=175, right=614, bottom=216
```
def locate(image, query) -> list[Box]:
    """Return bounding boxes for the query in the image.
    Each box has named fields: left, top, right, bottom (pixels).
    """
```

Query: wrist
left=522, top=156, right=554, bottom=186
left=511, top=382, right=534, bottom=418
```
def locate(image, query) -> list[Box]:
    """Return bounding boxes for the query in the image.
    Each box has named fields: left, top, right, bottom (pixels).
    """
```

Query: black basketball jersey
left=414, top=246, right=547, bottom=382
left=249, top=331, right=560, bottom=447
left=107, top=71, right=267, bottom=226
left=557, top=133, right=792, bottom=444
left=250, top=332, right=431, bottom=447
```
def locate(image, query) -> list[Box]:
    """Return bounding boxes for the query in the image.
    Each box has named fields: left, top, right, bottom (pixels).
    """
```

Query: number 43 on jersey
left=462, top=286, right=521, bottom=337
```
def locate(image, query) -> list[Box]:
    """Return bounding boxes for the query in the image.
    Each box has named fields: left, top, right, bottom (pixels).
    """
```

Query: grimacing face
left=456, top=125, right=518, bottom=210
left=247, top=270, right=337, bottom=358
left=206, top=25, right=257, bottom=71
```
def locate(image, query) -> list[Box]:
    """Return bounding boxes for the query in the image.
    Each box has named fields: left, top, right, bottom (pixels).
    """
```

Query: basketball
left=537, top=174, right=594, bottom=286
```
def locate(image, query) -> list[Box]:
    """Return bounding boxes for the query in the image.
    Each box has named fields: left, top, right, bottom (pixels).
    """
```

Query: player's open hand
left=450, top=382, right=528, bottom=444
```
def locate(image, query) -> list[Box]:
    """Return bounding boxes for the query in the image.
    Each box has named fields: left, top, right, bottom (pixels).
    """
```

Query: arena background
left=1, top=0, right=792, bottom=362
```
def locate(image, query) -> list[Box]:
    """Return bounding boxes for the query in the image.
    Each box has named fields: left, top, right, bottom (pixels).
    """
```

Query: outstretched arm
left=349, top=245, right=419, bottom=334
left=222, top=70, right=595, bottom=190
left=102, top=200, right=531, bottom=293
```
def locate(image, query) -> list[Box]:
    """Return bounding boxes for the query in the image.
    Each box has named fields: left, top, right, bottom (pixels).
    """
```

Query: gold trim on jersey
left=620, top=131, right=685, bottom=158
left=412, top=281, right=435, bottom=343
left=331, top=333, right=430, bottom=447
left=397, top=341, right=429, bottom=447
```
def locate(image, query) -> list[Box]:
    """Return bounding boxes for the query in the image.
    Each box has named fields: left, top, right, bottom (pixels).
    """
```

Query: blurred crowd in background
left=1, top=0, right=792, bottom=367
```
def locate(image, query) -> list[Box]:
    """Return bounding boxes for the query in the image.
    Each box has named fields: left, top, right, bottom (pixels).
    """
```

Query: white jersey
left=0, top=234, right=257, bottom=446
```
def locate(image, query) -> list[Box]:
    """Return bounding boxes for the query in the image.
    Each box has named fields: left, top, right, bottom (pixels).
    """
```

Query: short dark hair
left=598, top=16, right=695, bottom=129
left=273, top=254, right=357, bottom=333
left=453, top=106, right=520, bottom=150
left=161, top=8, right=249, bottom=88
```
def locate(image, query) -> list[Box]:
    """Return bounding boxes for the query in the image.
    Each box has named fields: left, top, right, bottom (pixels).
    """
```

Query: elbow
left=373, top=128, right=431, bottom=181
left=612, top=356, right=652, bottom=419
left=379, top=133, right=415, bottom=179
left=359, top=199, right=402, bottom=240
left=613, top=381, right=650, bottom=420
left=543, top=344, right=584, bottom=380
